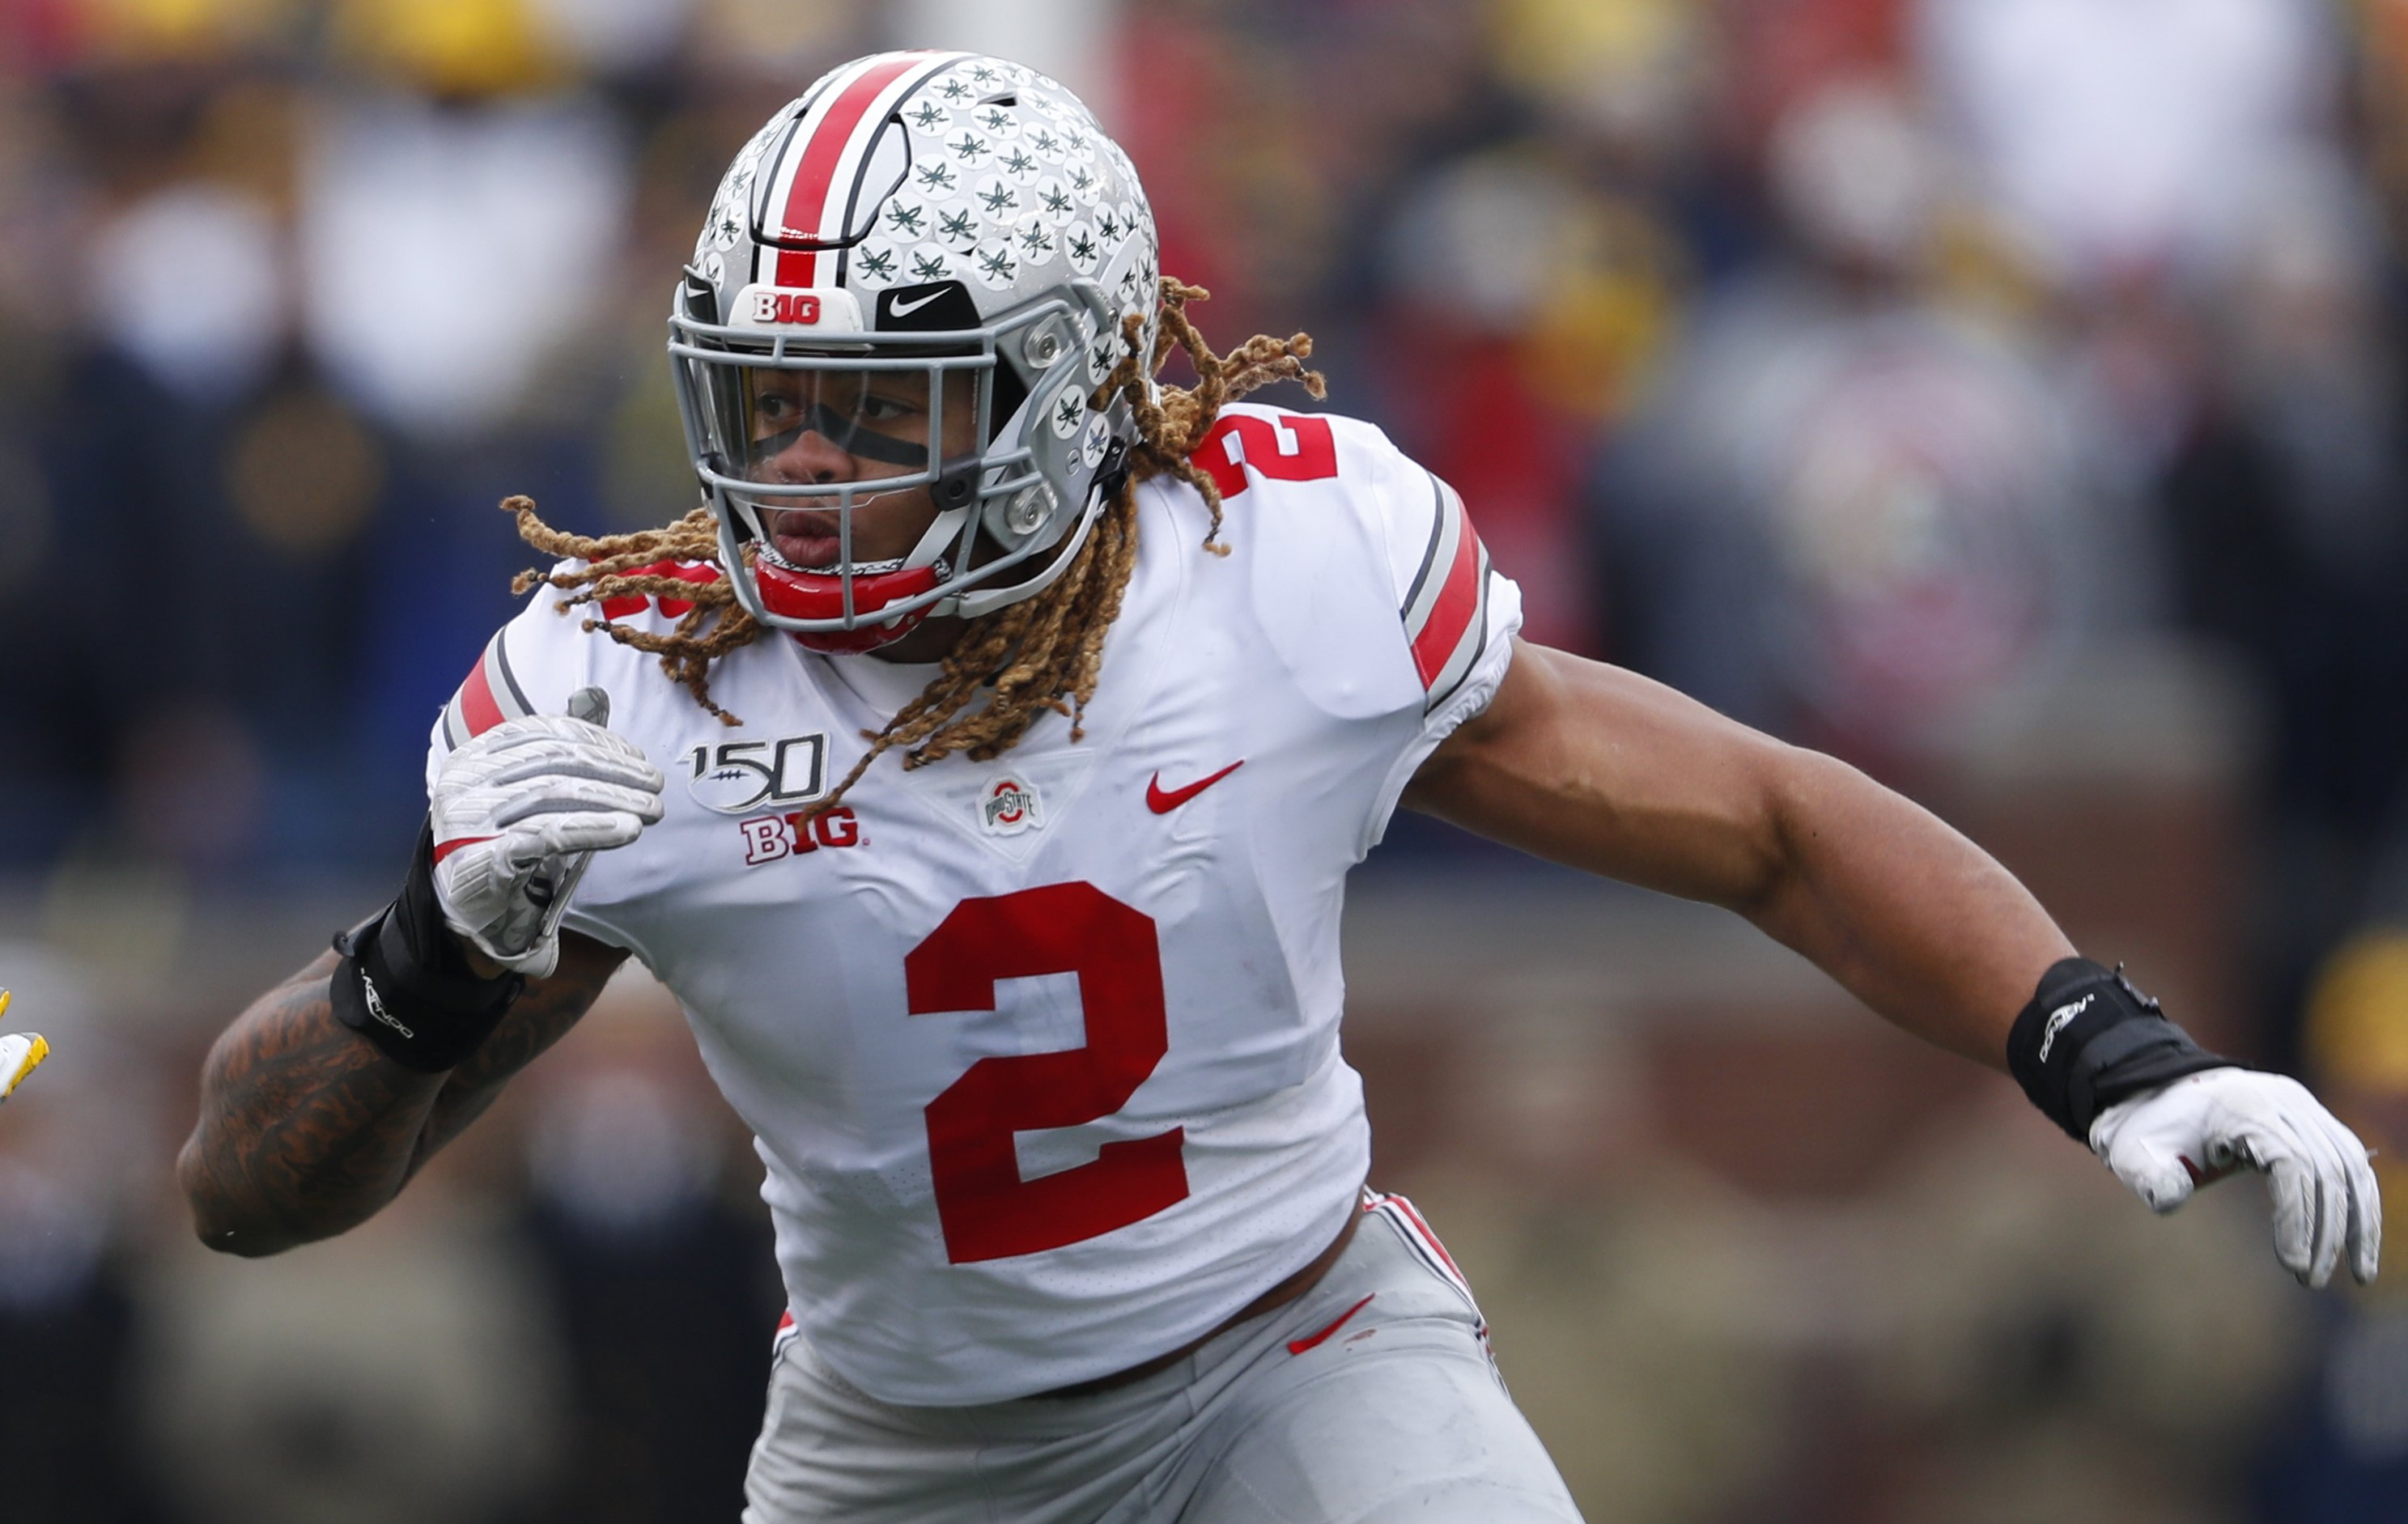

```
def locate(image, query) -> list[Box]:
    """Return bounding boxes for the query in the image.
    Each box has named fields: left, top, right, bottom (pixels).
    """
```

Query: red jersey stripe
left=774, top=55, right=924, bottom=288
left=1408, top=512, right=1484, bottom=690
left=459, top=647, right=505, bottom=737
left=1388, top=1195, right=1465, bottom=1280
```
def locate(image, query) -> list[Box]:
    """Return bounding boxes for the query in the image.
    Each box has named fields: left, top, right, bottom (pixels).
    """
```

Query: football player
left=179, top=53, right=2379, bottom=1523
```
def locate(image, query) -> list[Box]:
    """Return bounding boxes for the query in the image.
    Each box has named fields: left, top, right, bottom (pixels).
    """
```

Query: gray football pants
left=741, top=1193, right=1586, bottom=1523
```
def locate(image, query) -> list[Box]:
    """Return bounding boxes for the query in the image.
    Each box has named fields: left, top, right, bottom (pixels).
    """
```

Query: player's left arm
left=1405, top=640, right=2064, bottom=1065
left=1405, top=639, right=2380, bottom=1285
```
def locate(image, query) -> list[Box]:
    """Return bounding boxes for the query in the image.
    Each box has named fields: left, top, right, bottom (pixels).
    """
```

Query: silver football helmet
left=669, top=51, right=1162, bottom=653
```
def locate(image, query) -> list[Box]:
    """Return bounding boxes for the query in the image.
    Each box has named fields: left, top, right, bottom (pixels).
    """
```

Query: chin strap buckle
left=1094, top=438, right=1132, bottom=502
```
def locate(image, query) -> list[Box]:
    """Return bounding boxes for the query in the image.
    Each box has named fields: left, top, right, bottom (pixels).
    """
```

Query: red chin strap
left=754, top=558, right=943, bottom=655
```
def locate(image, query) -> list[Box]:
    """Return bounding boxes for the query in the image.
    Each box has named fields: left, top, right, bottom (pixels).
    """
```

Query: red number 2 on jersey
left=1189, top=412, right=1337, bottom=501
left=905, top=882, right=1190, bottom=1263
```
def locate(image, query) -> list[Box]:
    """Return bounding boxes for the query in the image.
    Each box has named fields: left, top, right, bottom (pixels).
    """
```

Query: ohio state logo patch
left=980, top=776, right=1043, bottom=836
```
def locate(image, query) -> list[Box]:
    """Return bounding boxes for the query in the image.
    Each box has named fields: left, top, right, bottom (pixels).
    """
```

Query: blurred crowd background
left=6, top=0, right=2408, bottom=1520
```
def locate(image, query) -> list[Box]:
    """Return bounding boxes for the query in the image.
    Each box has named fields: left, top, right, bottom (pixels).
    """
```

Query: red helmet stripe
left=773, top=53, right=945, bottom=288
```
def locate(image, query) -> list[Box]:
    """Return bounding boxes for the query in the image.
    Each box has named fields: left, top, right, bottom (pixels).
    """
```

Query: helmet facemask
left=671, top=278, right=1132, bottom=652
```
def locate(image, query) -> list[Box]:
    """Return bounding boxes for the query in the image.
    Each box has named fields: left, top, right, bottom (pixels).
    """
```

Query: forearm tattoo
left=416, top=964, right=616, bottom=1159
left=180, top=951, right=442, bottom=1253
left=180, top=941, right=617, bottom=1254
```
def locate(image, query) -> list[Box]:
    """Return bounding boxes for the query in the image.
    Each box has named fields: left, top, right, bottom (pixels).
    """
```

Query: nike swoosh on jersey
left=1145, top=760, right=1243, bottom=813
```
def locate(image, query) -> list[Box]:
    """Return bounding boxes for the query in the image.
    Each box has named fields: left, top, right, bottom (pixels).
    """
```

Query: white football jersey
left=427, top=403, right=1521, bottom=1403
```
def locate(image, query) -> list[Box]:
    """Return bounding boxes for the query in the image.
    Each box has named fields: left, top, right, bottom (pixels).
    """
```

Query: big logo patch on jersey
left=687, top=735, right=828, bottom=813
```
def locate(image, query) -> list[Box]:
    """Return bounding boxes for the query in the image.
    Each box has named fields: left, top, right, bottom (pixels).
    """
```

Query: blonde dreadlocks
left=508, top=278, right=1324, bottom=821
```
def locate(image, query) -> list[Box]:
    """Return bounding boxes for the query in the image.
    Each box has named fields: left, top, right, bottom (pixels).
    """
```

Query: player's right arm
left=176, top=932, right=624, bottom=1256
left=179, top=652, right=665, bottom=1255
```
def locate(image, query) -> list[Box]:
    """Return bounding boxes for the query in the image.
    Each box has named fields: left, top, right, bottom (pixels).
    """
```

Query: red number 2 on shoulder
left=1189, top=412, right=1337, bottom=500
left=905, top=882, right=1188, bottom=1263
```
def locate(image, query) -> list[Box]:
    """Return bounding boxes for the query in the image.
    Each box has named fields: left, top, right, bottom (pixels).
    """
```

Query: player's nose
left=765, top=426, right=859, bottom=485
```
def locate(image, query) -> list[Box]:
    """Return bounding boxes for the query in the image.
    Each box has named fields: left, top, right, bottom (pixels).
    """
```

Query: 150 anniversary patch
left=688, top=734, right=828, bottom=813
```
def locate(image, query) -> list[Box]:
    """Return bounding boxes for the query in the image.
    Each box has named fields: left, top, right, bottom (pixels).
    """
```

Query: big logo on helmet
left=748, top=290, right=822, bottom=325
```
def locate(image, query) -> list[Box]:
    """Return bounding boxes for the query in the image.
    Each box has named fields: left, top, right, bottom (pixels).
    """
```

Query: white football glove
left=431, top=687, right=664, bottom=979
left=2091, top=1068, right=2382, bottom=1288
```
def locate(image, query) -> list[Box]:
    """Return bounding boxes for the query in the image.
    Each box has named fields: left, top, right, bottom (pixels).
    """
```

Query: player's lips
left=765, top=511, right=843, bottom=572
left=762, top=499, right=929, bottom=571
